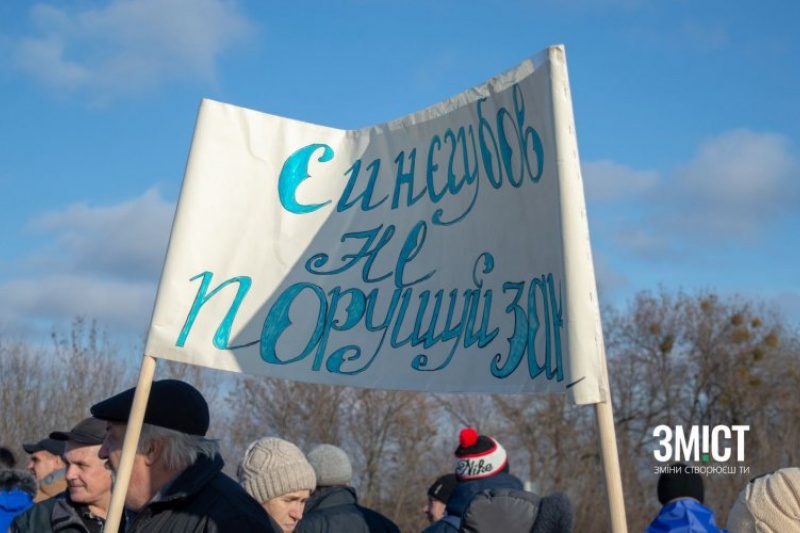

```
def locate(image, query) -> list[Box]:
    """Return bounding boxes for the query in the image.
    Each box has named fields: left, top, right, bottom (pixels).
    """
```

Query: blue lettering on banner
left=175, top=82, right=566, bottom=383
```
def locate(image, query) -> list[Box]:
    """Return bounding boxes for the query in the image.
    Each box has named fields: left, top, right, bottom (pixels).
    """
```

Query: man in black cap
left=22, top=437, right=66, bottom=502
left=645, top=462, right=725, bottom=532
left=11, top=417, right=113, bottom=532
left=91, top=378, right=280, bottom=532
left=422, top=473, right=458, bottom=525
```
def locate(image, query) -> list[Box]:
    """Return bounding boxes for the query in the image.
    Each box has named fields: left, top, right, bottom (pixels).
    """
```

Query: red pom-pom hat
left=454, top=427, right=507, bottom=481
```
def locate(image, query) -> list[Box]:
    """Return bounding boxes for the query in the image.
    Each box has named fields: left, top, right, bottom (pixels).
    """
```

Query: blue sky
left=1, top=0, right=798, bottom=344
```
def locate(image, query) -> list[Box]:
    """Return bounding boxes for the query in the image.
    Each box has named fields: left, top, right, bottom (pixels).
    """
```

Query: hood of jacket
left=645, top=498, right=726, bottom=533
left=0, top=489, right=34, bottom=514
left=445, top=472, right=524, bottom=518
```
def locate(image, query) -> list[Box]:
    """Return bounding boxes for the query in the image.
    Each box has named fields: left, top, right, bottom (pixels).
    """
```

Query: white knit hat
left=307, top=444, right=353, bottom=486
left=727, top=467, right=800, bottom=533
left=239, top=437, right=316, bottom=503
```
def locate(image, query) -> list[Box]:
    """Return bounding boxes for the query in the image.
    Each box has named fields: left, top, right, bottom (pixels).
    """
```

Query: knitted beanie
left=727, top=467, right=800, bottom=533
left=239, top=437, right=316, bottom=503
left=454, top=427, right=508, bottom=481
left=427, top=473, right=458, bottom=503
left=307, top=444, right=352, bottom=486
left=657, top=463, right=704, bottom=504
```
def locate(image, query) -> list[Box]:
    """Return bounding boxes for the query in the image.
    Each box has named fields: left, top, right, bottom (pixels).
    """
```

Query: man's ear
left=143, top=439, right=163, bottom=467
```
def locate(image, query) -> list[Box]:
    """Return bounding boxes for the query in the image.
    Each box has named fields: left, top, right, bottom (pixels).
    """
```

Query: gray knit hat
left=307, top=444, right=352, bottom=486
left=727, top=467, right=800, bottom=533
left=239, top=437, right=316, bottom=503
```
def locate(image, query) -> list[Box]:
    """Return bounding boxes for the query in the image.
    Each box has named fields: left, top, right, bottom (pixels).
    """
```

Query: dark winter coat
left=295, top=486, right=400, bottom=533
left=9, top=490, right=104, bottom=533
left=422, top=473, right=524, bottom=533
left=460, top=488, right=573, bottom=533
left=124, top=453, right=279, bottom=533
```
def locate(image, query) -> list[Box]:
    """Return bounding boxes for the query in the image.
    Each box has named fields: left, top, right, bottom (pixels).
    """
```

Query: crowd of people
left=0, top=378, right=798, bottom=532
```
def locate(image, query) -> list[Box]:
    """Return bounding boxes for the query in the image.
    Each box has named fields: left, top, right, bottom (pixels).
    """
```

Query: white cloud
left=11, top=0, right=253, bottom=98
left=28, top=188, right=174, bottom=281
left=582, top=159, right=659, bottom=202
left=591, top=249, right=630, bottom=298
left=664, top=128, right=799, bottom=238
left=0, top=188, right=175, bottom=337
left=0, top=275, right=155, bottom=336
left=586, top=128, right=799, bottom=260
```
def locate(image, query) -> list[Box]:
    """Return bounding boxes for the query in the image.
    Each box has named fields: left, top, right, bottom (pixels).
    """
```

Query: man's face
left=98, top=422, right=156, bottom=512
left=27, top=450, right=63, bottom=481
left=423, top=496, right=446, bottom=523
left=64, top=441, right=112, bottom=510
left=263, top=489, right=311, bottom=533
left=98, top=422, right=124, bottom=473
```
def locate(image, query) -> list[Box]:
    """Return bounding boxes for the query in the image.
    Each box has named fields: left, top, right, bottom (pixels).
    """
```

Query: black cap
left=90, top=379, right=210, bottom=436
left=50, top=417, right=107, bottom=444
left=428, top=473, right=458, bottom=503
left=657, top=463, right=704, bottom=504
left=22, top=438, right=65, bottom=456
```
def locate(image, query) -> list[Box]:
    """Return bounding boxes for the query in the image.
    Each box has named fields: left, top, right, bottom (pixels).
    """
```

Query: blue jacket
left=0, top=488, right=34, bottom=532
left=423, top=472, right=524, bottom=533
left=645, top=499, right=727, bottom=533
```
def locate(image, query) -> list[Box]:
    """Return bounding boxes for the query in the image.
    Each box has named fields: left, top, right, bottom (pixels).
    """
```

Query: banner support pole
left=104, top=354, right=158, bottom=533
left=595, top=398, right=627, bottom=532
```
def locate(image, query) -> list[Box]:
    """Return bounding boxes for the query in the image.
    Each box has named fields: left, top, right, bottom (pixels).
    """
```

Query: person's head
left=0, top=446, right=16, bottom=468
left=238, top=437, right=316, bottom=533
left=51, top=417, right=113, bottom=516
left=22, top=438, right=65, bottom=481
left=0, top=469, right=37, bottom=497
left=91, top=379, right=216, bottom=511
left=727, top=467, right=800, bottom=533
left=657, top=462, right=704, bottom=504
left=454, top=427, right=508, bottom=481
left=307, top=444, right=352, bottom=489
left=423, top=473, right=458, bottom=523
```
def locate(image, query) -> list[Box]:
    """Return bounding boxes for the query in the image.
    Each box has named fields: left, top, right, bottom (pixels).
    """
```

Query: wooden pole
left=104, top=354, right=158, bottom=533
left=595, top=398, right=627, bottom=532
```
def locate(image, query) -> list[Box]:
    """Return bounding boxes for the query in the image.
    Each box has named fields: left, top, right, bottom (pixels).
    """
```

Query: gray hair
left=138, top=423, right=219, bottom=471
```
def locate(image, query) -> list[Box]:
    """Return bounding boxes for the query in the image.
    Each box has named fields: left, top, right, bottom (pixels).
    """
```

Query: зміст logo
left=652, top=425, right=749, bottom=462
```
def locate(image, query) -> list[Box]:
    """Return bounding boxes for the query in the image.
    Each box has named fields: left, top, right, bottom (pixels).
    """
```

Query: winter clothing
left=454, top=428, right=508, bottom=481
left=35, top=469, right=67, bottom=503
left=239, top=437, right=316, bottom=504
left=21, top=438, right=67, bottom=503
left=423, top=472, right=524, bottom=533
left=460, top=488, right=573, bottom=533
left=22, top=439, right=64, bottom=457
left=645, top=498, right=726, bottom=533
left=658, top=463, right=705, bottom=505
left=1, top=488, right=34, bottom=532
left=307, top=444, right=353, bottom=486
left=9, top=490, right=106, bottom=533
left=50, top=418, right=106, bottom=445
left=90, top=379, right=210, bottom=436
left=124, top=453, right=279, bottom=532
left=1, top=469, right=37, bottom=532
left=428, top=474, right=458, bottom=504
left=727, top=467, right=800, bottom=533
left=295, top=485, right=399, bottom=533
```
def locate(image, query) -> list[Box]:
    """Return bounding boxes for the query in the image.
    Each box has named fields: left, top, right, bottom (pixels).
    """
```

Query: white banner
left=145, top=45, right=608, bottom=404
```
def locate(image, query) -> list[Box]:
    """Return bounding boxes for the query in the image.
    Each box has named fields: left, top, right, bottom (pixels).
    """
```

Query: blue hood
left=646, top=498, right=727, bottom=533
